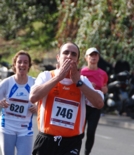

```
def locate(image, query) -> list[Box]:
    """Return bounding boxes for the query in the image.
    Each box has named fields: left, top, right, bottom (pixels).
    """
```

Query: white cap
left=85, top=47, right=99, bottom=56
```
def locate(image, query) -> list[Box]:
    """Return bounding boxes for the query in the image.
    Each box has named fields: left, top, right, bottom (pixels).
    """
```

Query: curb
left=99, top=115, right=134, bottom=130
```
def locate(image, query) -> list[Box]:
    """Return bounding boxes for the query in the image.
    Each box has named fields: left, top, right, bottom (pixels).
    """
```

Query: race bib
left=6, top=98, right=29, bottom=118
left=50, top=97, right=79, bottom=129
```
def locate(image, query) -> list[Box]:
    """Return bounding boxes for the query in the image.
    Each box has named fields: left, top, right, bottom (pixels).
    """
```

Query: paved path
left=99, top=114, right=134, bottom=130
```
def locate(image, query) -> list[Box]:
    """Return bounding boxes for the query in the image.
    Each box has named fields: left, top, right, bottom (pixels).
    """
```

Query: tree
left=0, top=0, right=58, bottom=49
left=56, top=0, right=134, bottom=71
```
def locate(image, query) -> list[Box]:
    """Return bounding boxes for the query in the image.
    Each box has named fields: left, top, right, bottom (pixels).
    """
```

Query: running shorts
left=32, top=131, right=84, bottom=155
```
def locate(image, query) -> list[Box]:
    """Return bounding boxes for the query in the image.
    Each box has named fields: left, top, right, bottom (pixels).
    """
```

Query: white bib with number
left=6, top=86, right=30, bottom=118
left=50, top=97, right=79, bottom=129
left=6, top=98, right=29, bottom=117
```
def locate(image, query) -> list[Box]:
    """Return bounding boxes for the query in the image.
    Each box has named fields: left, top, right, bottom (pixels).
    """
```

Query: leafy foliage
left=0, top=0, right=134, bottom=72
left=0, top=0, right=58, bottom=49
left=56, top=0, right=134, bottom=70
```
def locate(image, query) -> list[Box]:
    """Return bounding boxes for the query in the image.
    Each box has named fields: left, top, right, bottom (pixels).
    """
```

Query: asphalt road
left=80, top=124, right=134, bottom=155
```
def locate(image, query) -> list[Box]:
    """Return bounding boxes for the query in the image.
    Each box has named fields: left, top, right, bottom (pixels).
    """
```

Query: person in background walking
left=81, top=47, right=108, bottom=155
left=29, top=42, right=104, bottom=155
left=0, top=50, right=37, bottom=155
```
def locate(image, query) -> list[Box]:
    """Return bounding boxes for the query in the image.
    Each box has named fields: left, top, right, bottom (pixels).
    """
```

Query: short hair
left=59, top=42, right=80, bottom=60
left=12, top=50, right=32, bottom=73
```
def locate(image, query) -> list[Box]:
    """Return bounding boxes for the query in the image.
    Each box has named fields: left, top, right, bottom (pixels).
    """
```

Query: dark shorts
left=32, top=132, right=84, bottom=155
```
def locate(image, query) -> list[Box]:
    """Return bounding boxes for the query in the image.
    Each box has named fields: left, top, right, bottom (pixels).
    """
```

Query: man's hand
left=70, top=60, right=80, bottom=83
left=56, top=59, right=72, bottom=81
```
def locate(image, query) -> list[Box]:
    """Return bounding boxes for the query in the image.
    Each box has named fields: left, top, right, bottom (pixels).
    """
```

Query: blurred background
left=0, top=0, right=134, bottom=79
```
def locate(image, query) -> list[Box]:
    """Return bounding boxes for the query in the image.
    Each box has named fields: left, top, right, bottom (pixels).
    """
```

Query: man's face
left=57, top=43, right=79, bottom=66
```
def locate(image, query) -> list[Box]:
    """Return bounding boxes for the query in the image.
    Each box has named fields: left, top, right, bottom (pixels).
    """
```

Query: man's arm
left=79, top=79, right=104, bottom=109
left=29, top=74, right=60, bottom=103
left=30, top=59, right=73, bottom=103
left=71, top=62, right=104, bottom=109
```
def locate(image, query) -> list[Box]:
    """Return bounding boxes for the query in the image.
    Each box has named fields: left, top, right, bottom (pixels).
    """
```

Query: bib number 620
left=10, top=103, right=24, bottom=113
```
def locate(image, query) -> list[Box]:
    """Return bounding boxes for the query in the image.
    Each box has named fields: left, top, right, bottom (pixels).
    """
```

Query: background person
left=0, top=50, right=37, bottom=155
left=29, top=42, right=104, bottom=155
left=81, top=47, right=108, bottom=155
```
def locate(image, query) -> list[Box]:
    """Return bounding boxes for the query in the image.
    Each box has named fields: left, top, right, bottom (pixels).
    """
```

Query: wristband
left=76, top=80, right=83, bottom=87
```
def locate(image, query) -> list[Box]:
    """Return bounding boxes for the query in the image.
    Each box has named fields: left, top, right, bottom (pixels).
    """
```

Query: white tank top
left=0, top=76, right=35, bottom=131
